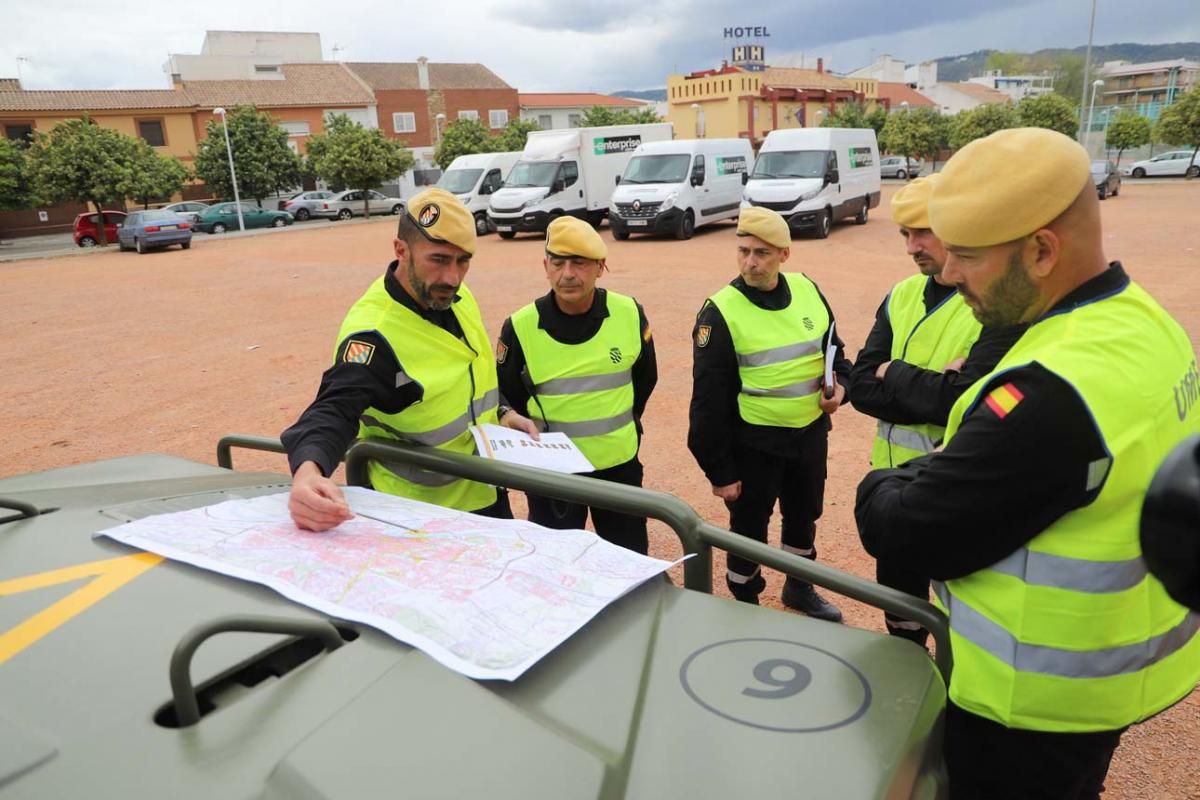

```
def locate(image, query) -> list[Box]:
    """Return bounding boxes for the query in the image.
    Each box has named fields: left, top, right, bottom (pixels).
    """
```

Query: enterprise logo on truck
left=716, top=156, right=747, bottom=176
left=593, top=135, right=642, bottom=155
left=849, top=147, right=875, bottom=168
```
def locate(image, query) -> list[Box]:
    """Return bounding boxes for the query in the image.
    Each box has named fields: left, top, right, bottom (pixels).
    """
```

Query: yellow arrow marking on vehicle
left=0, top=553, right=164, bottom=664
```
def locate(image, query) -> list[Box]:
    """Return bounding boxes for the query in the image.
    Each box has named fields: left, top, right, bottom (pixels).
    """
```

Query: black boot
left=726, top=570, right=766, bottom=605
left=885, top=615, right=930, bottom=648
left=781, top=577, right=843, bottom=623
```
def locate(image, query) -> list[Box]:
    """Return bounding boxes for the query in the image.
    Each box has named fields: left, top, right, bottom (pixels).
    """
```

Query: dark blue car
left=117, top=209, right=193, bottom=253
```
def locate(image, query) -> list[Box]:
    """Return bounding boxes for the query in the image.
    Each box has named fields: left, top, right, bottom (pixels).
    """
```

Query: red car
left=73, top=210, right=127, bottom=247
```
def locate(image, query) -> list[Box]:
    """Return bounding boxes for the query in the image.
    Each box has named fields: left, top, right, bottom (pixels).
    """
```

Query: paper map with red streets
left=98, top=487, right=679, bottom=680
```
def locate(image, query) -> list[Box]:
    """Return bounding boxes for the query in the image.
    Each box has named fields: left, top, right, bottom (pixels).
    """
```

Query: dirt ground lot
left=3, top=182, right=1198, bottom=797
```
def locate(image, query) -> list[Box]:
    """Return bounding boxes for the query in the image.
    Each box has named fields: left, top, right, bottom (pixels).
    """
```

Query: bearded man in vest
left=688, top=207, right=850, bottom=619
left=283, top=188, right=539, bottom=531
left=495, top=216, right=657, bottom=554
left=856, top=128, right=1200, bottom=799
left=849, top=174, right=1024, bottom=647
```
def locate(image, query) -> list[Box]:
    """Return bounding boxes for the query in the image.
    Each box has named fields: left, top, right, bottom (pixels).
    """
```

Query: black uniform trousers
left=877, top=556, right=932, bottom=643
left=527, top=458, right=648, bottom=555
left=945, top=703, right=1125, bottom=800
left=474, top=489, right=514, bottom=520
left=724, top=434, right=828, bottom=594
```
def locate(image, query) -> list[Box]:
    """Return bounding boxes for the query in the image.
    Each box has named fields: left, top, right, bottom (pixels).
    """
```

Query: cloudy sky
left=3, top=0, right=1197, bottom=93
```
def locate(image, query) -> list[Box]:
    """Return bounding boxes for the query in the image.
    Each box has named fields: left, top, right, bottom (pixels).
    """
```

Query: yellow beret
left=546, top=216, right=607, bottom=260
left=889, top=174, right=939, bottom=229
left=407, top=187, right=476, bottom=255
left=737, top=206, right=791, bottom=249
left=929, top=128, right=1091, bottom=247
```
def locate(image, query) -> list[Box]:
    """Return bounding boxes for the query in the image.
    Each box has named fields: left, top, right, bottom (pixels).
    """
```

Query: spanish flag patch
left=984, top=382, right=1024, bottom=419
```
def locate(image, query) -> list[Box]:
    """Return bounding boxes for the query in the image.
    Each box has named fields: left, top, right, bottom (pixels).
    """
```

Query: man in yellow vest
left=495, top=216, right=657, bottom=554
left=689, top=207, right=849, bottom=619
left=282, top=188, right=539, bottom=531
left=850, top=175, right=1023, bottom=646
left=856, top=128, right=1200, bottom=797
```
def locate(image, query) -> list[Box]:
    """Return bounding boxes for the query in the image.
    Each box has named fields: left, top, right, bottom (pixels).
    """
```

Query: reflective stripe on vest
left=511, top=291, right=642, bottom=471
left=710, top=273, right=829, bottom=429
left=336, top=278, right=499, bottom=512
left=870, top=274, right=981, bottom=470
left=937, top=278, right=1200, bottom=732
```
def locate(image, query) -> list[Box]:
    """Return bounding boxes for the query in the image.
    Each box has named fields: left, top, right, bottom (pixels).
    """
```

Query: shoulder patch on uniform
left=696, top=325, right=712, bottom=348
left=496, top=340, right=509, bottom=364
left=983, top=382, right=1024, bottom=419
left=343, top=339, right=376, bottom=365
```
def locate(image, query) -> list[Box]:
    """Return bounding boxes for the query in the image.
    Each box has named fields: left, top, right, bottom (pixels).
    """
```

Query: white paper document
left=471, top=423, right=595, bottom=474
left=98, top=488, right=678, bottom=681
left=823, top=320, right=837, bottom=398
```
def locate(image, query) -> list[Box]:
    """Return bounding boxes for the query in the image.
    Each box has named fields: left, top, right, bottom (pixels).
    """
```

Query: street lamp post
left=1085, top=79, right=1105, bottom=156
left=212, top=107, right=245, bottom=232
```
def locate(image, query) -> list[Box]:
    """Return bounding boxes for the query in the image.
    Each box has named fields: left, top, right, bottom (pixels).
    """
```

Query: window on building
left=280, top=121, right=311, bottom=137
left=458, top=109, right=480, bottom=121
left=392, top=112, right=416, bottom=133
left=489, top=109, right=508, bottom=129
left=568, top=113, right=583, bottom=128
left=254, top=64, right=280, bottom=73
left=3, top=122, right=34, bottom=145
left=538, top=114, right=553, bottom=129
left=137, top=119, right=166, bottom=147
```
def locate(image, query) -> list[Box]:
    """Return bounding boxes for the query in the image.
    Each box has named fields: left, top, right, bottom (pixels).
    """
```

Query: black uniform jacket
left=855, top=264, right=1127, bottom=581
left=849, top=276, right=1026, bottom=425
left=495, top=288, right=657, bottom=436
left=687, top=274, right=852, bottom=487
left=281, top=261, right=479, bottom=478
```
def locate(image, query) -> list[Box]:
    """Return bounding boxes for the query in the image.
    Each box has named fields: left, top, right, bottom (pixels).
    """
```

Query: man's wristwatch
left=497, top=404, right=513, bottom=421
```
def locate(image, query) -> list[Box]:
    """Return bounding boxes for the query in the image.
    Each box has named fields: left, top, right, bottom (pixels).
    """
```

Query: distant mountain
left=612, top=89, right=667, bottom=101
left=934, top=42, right=1200, bottom=82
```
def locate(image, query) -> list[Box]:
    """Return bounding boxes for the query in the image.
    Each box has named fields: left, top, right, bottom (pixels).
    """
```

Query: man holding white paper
left=688, top=207, right=850, bottom=618
left=495, top=216, right=658, bottom=554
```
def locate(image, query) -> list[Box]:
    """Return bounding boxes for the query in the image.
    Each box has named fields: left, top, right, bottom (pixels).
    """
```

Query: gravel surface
left=3, top=182, right=1197, bottom=798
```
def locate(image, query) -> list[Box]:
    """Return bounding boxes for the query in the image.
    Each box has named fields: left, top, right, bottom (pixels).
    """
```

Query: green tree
left=118, top=140, right=190, bottom=209
left=306, top=113, right=414, bottom=216
left=25, top=117, right=133, bottom=246
left=1046, top=53, right=1084, bottom=105
left=620, top=107, right=665, bottom=124
left=985, top=51, right=1028, bottom=75
left=578, top=105, right=664, bottom=128
left=1017, top=92, right=1079, bottom=137
left=194, top=105, right=302, bottom=206
left=0, top=138, right=29, bottom=211
left=433, top=118, right=495, bottom=170
left=821, top=101, right=887, bottom=134
left=492, top=118, right=541, bottom=152
left=1105, top=110, right=1153, bottom=167
left=1155, top=87, right=1200, bottom=177
left=949, top=103, right=1019, bottom=149
left=879, top=107, right=943, bottom=175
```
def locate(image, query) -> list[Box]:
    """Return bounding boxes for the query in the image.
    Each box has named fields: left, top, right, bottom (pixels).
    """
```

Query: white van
left=436, top=151, right=522, bottom=235
left=743, top=128, right=881, bottom=239
left=608, top=138, right=753, bottom=240
left=488, top=123, right=674, bottom=238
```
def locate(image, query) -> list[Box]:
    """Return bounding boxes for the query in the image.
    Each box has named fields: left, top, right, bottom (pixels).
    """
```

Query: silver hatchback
left=879, top=156, right=924, bottom=179
left=313, top=189, right=405, bottom=221
left=280, top=190, right=335, bottom=221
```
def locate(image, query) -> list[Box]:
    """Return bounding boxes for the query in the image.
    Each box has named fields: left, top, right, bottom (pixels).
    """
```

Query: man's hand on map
left=289, top=461, right=355, bottom=531
left=499, top=409, right=541, bottom=440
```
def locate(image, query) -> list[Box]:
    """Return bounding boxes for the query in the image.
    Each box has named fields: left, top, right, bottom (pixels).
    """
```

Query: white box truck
left=742, top=127, right=881, bottom=239
left=488, top=123, right=674, bottom=238
left=436, top=151, right=523, bottom=235
left=608, top=138, right=753, bottom=240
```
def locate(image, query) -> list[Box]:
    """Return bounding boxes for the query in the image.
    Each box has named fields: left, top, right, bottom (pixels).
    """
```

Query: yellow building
left=666, top=62, right=878, bottom=146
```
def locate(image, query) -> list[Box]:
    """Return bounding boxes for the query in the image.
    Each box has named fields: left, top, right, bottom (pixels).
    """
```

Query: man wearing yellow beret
left=495, top=216, right=658, bottom=553
left=849, top=174, right=1024, bottom=646
left=282, top=188, right=539, bottom=530
left=688, top=206, right=850, bottom=618
left=856, top=128, right=1200, bottom=795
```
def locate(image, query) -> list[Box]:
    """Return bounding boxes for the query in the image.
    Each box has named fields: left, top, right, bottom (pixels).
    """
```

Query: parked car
left=1123, top=150, right=1200, bottom=178
left=313, top=189, right=405, bottom=221
left=161, top=202, right=210, bottom=225
left=280, top=190, right=335, bottom=221
left=879, top=156, right=923, bottom=179
left=1091, top=160, right=1121, bottom=200
left=194, top=202, right=294, bottom=234
left=73, top=210, right=126, bottom=247
left=117, top=209, right=192, bottom=253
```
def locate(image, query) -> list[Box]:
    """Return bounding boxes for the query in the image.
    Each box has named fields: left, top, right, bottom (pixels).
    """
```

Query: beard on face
left=971, top=246, right=1038, bottom=327
left=407, top=258, right=456, bottom=311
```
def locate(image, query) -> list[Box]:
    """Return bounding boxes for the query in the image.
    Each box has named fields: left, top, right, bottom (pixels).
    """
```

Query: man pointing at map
left=281, top=189, right=539, bottom=530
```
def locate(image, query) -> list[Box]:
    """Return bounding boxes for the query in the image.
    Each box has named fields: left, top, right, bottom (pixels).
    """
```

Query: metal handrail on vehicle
left=214, top=433, right=952, bottom=680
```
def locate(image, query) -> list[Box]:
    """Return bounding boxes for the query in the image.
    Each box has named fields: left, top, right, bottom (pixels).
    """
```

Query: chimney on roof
left=417, top=56, right=430, bottom=91
left=817, top=58, right=824, bottom=74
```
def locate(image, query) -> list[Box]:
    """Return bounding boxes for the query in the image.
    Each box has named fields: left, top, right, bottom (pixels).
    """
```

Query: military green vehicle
left=0, top=436, right=950, bottom=798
